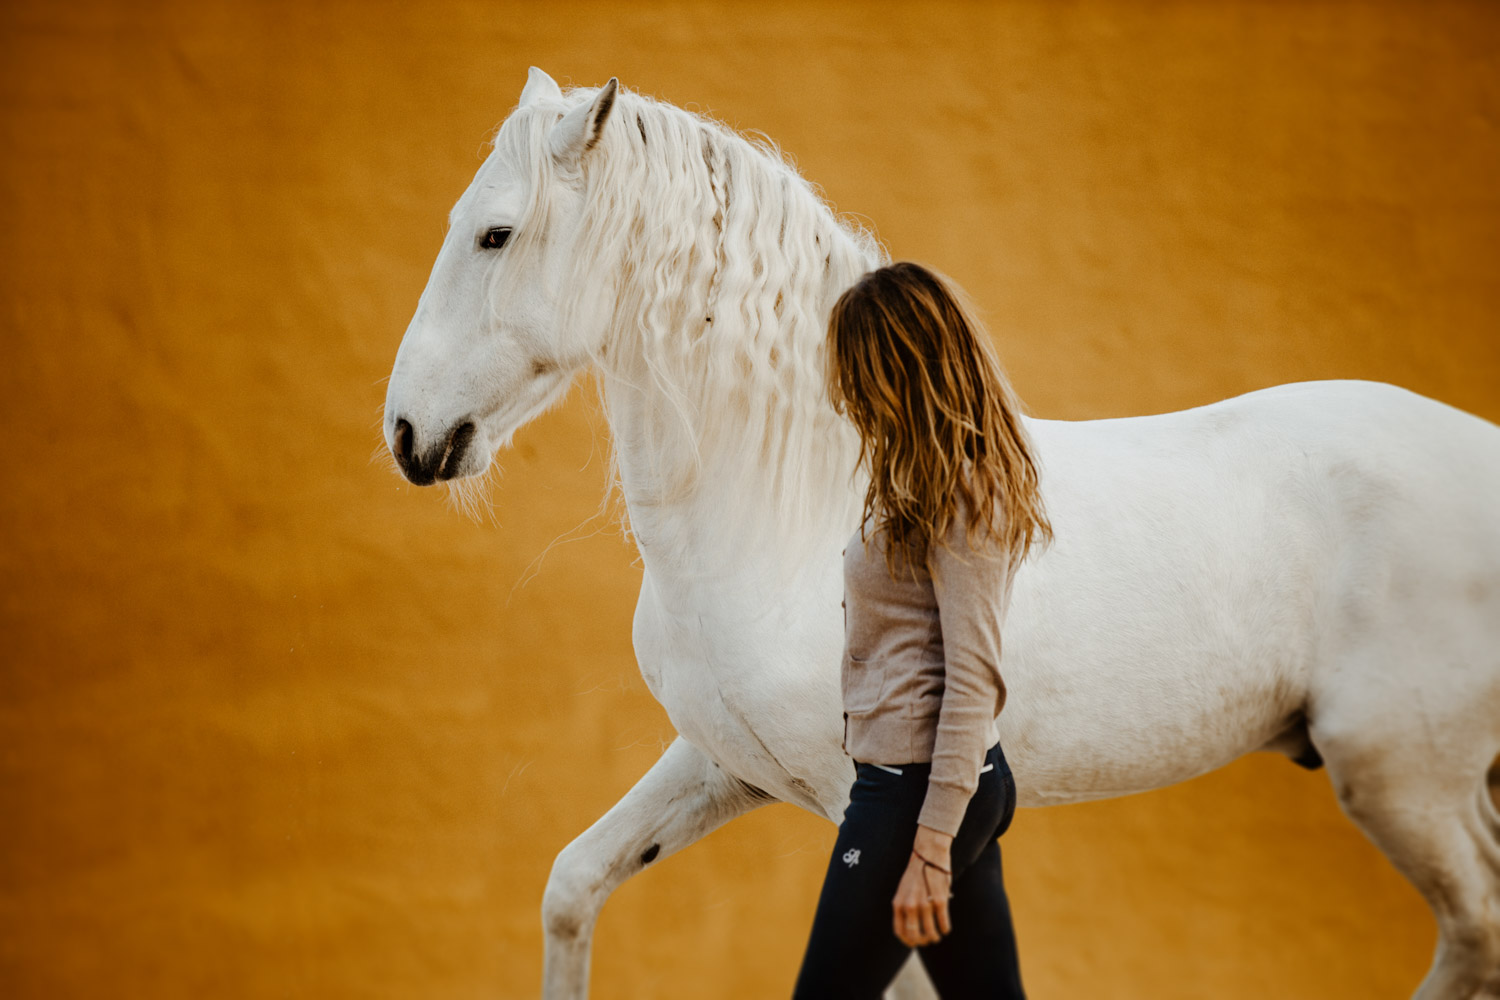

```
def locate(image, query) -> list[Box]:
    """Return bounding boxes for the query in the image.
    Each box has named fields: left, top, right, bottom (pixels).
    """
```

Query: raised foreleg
left=541, top=736, right=770, bottom=999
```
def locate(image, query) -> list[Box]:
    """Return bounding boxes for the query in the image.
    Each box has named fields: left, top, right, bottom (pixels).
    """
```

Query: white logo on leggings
left=842, top=848, right=861, bottom=867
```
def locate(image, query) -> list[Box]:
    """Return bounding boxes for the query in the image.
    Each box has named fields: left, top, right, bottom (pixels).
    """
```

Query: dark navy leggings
left=792, top=741, right=1024, bottom=999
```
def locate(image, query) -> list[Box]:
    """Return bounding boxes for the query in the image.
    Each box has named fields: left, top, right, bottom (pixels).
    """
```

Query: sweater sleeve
left=916, top=496, right=1012, bottom=836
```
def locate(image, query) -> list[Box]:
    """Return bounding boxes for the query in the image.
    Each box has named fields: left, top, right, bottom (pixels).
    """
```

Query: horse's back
left=1034, top=378, right=1500, bottom=578
left=1045, top=377, right=1500, bottom=659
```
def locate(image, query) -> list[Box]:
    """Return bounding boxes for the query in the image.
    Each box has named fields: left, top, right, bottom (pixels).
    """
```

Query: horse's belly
left=998, top=643, right=1310, bottom=806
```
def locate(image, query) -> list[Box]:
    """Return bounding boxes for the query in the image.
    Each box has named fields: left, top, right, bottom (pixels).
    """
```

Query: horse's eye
left=479, top=227, right=512, bottom=250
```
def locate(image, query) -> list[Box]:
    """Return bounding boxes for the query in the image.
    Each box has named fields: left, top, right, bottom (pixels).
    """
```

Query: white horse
left=383, top=69, right=1500, bottom=999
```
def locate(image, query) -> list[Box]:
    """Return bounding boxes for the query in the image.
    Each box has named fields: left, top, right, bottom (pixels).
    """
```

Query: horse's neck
left=605, top=368, right=863, bottom=591
left=603, top=241, right=873, bottom=595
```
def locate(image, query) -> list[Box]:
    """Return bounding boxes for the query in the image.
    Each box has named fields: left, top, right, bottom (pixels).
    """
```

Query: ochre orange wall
left=3, top=2, right=1497, bottom=998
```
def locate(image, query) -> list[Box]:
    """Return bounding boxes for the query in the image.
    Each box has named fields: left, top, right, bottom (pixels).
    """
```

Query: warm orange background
left=2, top=2, right=1497, bottom=998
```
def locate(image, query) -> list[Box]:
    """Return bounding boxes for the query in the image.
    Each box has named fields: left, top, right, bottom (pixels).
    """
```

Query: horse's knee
left=541, top=889, right=587, bottom=943
left=541, top=843, right=605, bottom=943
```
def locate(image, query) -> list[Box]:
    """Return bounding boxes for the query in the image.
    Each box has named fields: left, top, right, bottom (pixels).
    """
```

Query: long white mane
left=490, top=86, right=886, bottom=567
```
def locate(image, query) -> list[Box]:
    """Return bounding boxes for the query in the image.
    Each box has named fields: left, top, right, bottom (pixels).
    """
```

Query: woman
left=793, top=262, right=1051, bottom=999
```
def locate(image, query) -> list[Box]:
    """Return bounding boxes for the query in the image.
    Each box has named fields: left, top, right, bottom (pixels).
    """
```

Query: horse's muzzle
left=392, top=418, right=476, bottom=486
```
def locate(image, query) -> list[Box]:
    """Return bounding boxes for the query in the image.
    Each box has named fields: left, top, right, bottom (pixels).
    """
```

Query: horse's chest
left=632, top=586, right=846, bottom=808
left=641, top=626, right=823, bottom=745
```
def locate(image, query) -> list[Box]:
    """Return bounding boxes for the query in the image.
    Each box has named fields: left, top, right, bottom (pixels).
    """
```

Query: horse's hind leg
left=1314, top=718, right=1500, bottom=999
left=540, top=736, right=769, bottom=1000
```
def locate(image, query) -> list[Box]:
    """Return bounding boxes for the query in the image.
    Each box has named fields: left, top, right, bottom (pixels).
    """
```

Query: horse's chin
left=440, top=448, right=491, bottom=484
left=436, top=450, right=498, bottom=522
left=443, top=417, right=505, bottom=484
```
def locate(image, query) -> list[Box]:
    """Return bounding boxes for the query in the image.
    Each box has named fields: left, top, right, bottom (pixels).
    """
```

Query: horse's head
left=383, top=68, right=618, bottom=485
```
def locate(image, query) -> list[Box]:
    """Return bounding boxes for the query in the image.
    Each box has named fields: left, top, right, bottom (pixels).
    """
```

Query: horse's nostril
left=437, top=421, right=476, bottom=481
left=394, top=419, right=415, bottom=468
left=390, top=417, right=471, bottom=485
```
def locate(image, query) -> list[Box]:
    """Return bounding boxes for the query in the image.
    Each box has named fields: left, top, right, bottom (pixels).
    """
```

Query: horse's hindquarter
left=1000, top=380, right=1500, bottom=805
left=1288, top=383, right=1500, bottom=749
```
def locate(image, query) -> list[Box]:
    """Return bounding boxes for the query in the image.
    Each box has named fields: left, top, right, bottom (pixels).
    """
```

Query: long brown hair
left=826, top=262, right=1052, bottom=575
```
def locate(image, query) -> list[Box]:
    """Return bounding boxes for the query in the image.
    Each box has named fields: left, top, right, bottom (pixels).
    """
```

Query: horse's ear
left=551, top=78, right=618, bottom=162
left=520, top=66, right=563, bottom=107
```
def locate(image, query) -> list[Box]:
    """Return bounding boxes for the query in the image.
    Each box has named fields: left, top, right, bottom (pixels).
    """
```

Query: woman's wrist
left=913, top=824, right=954, bottom=866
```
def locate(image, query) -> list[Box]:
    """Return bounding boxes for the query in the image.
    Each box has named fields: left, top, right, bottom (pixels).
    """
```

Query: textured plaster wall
left=2, top=2, right=1497, bottom=998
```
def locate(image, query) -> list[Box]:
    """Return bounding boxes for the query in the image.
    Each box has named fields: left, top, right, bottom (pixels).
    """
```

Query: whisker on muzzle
left=443, top=462, right=501, bottom=524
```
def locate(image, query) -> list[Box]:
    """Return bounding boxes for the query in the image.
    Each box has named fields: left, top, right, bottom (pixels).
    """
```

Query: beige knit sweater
left=840, top=494, right=1013, bottom=836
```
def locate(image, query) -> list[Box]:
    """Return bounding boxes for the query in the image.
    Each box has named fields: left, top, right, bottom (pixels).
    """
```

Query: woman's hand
left=891, top=824, right=954, bottom=947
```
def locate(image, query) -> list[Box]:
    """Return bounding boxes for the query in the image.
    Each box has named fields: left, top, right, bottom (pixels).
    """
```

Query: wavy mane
left=490, top=85, right=887, bottom=567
